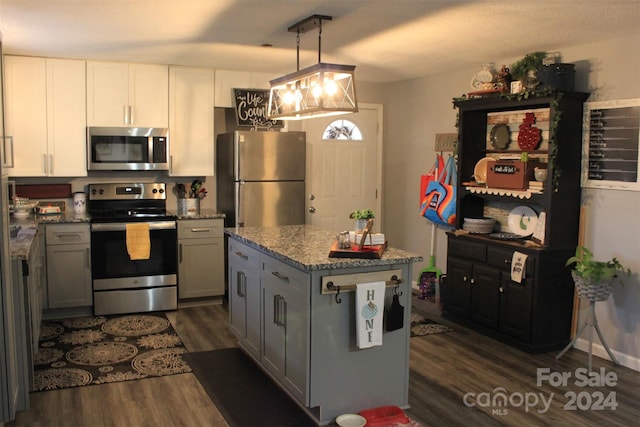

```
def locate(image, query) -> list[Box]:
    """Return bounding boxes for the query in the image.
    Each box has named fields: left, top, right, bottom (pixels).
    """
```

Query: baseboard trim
left=574, top=337, right=640, bottom=372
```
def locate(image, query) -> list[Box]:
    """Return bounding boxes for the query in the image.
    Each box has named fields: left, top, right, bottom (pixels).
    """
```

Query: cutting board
left=328, top=241, right=387, bottom=259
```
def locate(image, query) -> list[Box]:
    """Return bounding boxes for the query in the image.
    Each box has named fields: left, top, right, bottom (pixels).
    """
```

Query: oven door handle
left=90, top=221, right=176, bottom=232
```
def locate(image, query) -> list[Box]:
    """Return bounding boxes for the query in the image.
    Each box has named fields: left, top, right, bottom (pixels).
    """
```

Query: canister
left=73, top=192, right=87, bottom=215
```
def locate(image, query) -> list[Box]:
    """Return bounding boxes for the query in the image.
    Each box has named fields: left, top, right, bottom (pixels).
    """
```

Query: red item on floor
left=358, top=406, right=410, bottom=426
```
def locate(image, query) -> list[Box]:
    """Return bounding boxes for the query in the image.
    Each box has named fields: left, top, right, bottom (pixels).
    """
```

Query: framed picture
left=581, top=98, right=640, bottom=191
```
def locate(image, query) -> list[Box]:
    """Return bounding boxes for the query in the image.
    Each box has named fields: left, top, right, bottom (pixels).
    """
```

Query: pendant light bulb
left=324, top=79, right=338, bottom=97
left=312, top=83, right=323, bottom=99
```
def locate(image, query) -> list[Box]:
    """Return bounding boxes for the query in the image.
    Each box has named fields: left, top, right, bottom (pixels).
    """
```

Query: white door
left=305, top=104, right=382, bottom=232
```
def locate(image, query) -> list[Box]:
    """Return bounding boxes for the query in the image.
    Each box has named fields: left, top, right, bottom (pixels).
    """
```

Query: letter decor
left=233, top=88, right=284, bottom=130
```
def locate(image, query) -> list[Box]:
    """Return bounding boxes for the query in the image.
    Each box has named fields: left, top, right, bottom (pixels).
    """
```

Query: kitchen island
left=225, top=225, right=422, bottom=425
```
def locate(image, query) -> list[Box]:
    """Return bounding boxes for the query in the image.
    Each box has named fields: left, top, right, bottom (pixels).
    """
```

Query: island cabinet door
left=261, top=255, right=310, bottom=406
left=227, top=240, right=261, bottom=359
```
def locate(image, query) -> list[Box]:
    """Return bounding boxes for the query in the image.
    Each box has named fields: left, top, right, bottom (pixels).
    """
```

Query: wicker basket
left=571, top=271, right=614, bottom=302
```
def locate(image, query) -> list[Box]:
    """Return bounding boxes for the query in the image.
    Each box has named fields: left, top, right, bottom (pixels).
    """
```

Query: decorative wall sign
left=582, top=98, right=640, bottom=191
left=233, top=88, right=284, bottom=130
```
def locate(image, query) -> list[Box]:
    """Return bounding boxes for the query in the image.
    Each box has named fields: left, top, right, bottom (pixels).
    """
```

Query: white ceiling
left=0, top=0, right=638, bottom=83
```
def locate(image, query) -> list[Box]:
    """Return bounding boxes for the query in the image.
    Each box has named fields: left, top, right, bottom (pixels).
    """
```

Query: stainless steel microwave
left=87, top=127, right=169, bottom=171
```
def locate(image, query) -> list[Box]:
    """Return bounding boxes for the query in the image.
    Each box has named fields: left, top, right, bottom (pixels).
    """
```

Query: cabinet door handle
left=42, top=153, right=48, bottom=174
left=504, top=259, right=511, bottom=264
left=236, top=271, right=246, bottom=297
left=271, top=271, right=289, bottom=282
left=273, top=295, right=286, bottom=326
left=234, top=251, right=248, bottom=260
left=499, top=286, right=504, bottom=293
left=3, top=136, right=14, bottom=168
left=86, top=248, right=91, bottom=269
left=129, top=105, right=134, bottom=125
left=49, top=154, right=54, bottom=176
left=463, top=276, right=468, bottom=282
left=470, top=278, right=475, bottom=285
left=179, top=243, right=183, bottom=263
left=123, top=105, right=129, bottom=124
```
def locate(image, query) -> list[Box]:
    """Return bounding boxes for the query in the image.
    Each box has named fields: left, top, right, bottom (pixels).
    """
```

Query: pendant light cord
left=317, top=19, right=322, bottom=63
left=296, top=29, right=300, bottom=71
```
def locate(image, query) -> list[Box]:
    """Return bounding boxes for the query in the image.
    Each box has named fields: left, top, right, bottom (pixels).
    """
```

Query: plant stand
left=556, top=299, right=619, bottom=372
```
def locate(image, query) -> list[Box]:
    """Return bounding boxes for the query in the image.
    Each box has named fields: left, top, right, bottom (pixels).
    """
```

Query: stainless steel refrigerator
left=216, top=131, right=306, bottom=227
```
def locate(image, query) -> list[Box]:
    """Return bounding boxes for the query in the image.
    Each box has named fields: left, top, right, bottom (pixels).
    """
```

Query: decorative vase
left=354, top=219, right=367, bottom=233
left=571, top=271, right=614, bottom=302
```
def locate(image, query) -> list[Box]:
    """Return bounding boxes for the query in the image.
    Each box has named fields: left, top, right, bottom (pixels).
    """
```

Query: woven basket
left=571, top=271, right=614, bottom=302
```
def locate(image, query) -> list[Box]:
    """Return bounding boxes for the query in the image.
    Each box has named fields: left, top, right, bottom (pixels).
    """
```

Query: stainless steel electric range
left=88, top=182, right=177, bottom=315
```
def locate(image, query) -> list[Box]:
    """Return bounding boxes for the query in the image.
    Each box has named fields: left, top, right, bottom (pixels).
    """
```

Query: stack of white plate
left=463, top=217, right=496, bottom=234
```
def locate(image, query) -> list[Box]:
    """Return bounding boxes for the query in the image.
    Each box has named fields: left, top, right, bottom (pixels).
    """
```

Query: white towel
left=511, top=251, right=527, bottom=283
left=356, top=281, right=386, bottom=349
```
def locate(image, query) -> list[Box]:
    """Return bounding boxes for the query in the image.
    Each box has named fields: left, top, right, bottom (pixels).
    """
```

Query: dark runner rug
left=184, top=347, right=316, bottom=427
left=33, top=312, right=191, bottom=391
left=410, top=313, right=453, bottom=337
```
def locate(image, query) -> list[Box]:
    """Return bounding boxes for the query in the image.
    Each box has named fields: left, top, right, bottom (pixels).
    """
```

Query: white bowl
left=534, top=167, right=547, bottom=182
left=336, top=414, right=367, bottom=427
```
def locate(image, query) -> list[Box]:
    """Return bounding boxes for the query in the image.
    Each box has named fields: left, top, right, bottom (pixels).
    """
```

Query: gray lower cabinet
left=45, top=224, right=92, bottom=309
left=177, top=219, right=224, bottom=299
left=260, top=255, right=309, bottom=404
left=228, top=238, right=261, bottom=360
left=228, top=239, right=310, bottom=405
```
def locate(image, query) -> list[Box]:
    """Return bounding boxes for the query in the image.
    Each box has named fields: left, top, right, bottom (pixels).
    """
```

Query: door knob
left=309, top=206, right=316, bottom=213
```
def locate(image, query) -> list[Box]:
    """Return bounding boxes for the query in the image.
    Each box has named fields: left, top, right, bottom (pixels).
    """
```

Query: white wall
left=380, top=33, right=640, bottom=369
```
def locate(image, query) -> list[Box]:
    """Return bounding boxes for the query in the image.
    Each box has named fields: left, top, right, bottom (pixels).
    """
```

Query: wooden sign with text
left=233, top=88, right=283, bottom=130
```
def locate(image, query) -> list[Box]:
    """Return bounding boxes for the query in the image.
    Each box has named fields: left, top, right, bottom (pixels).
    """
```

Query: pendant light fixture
left=268, top=15, right=358, bottom=120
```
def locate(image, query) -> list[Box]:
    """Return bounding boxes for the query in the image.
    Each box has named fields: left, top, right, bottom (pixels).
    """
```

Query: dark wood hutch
left=443, top=91, right=590, bottom=353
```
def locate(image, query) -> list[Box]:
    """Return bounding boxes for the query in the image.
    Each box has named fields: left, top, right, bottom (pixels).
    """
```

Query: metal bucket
left=177, top=198, right=200, bottom=216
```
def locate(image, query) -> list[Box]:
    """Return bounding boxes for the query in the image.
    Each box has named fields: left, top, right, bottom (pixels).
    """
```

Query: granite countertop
left=9, top=209, right=225, bottom=259
left=168, top=208, right=226, bottom=220
left=225, top=225, right=422, bottom=271
left=9, top=211, right=90, bottom=259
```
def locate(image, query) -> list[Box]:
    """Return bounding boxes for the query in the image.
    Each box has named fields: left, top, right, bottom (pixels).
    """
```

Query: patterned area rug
left=33, top=313, right=191, bottom=391
left=410, top=313, right=453, bottom=337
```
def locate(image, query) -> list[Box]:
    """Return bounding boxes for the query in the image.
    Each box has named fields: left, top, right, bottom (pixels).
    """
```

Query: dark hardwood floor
left=7, top=300, right=639, bottom=427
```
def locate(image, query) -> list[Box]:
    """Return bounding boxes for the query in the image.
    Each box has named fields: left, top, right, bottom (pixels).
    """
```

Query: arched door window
left=322, top=119, right=363, bottom=140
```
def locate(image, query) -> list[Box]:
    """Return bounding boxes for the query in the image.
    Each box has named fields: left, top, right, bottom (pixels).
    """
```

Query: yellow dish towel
left=126, top=223, right=151, bottom=260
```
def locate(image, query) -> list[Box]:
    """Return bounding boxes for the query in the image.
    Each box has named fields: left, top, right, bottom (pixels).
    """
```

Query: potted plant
left=565, top=246, right=632, bottom=301
left=350, top=209, right=375, bottom=233
left=510, top=51, right=547, bottom=89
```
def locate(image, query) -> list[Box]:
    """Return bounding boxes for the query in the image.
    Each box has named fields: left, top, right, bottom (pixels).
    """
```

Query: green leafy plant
left=349, top=209, right=375, bottom=220
left=510, top=51, right=547, bottom=81
left=566, top=246, right=631, bottom=285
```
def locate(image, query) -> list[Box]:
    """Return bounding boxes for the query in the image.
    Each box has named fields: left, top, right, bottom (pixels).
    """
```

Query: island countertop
left=225, top=224, right=422, bottom=271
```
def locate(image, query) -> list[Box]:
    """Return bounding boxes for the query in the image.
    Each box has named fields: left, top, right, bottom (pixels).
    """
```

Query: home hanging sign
left=233, top=88, right=284, bottom=130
